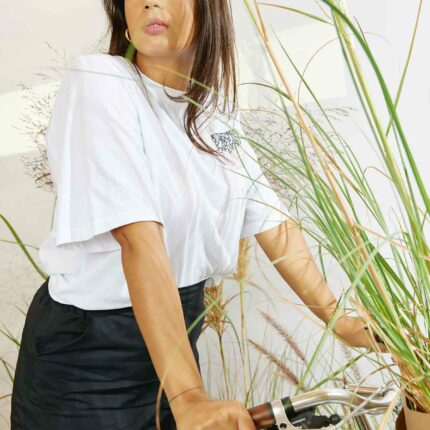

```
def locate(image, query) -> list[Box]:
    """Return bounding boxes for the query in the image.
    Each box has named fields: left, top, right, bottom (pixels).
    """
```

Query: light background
left=1, top=0, right=429, bottom=428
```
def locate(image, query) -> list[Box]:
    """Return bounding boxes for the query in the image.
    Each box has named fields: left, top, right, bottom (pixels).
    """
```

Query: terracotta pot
left=395, top=406, right=406, bottom=430
left=398, top=394, right=430, bottom=430
left=393, top=355, right=430, bottom=429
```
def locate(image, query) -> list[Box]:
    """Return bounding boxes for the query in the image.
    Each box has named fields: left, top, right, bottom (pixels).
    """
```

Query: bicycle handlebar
left=247, top=384, right=398, bottom=429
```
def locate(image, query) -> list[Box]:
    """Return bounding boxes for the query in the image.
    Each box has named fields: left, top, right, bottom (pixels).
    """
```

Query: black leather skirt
left=11, top=276, right=207, bottom=430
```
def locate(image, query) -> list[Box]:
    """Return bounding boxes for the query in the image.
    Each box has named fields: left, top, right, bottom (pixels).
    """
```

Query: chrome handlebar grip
left=247, top=384, right=398, bottom=430
left=289, top=385, right=397, bottom=415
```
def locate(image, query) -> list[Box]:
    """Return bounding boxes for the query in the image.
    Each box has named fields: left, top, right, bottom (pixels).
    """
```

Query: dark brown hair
left=102, top=0, right=239, bottom=163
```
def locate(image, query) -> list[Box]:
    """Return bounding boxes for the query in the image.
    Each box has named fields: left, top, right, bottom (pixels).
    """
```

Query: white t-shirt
left=39, top=52, right=289, bottom=310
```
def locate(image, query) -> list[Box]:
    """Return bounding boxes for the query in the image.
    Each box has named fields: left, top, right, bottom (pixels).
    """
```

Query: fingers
left=237, top=411, right=257, bottom=429
left=236, top=402, right=257, bottom=430
left=363, top=326, right=387, bottom=348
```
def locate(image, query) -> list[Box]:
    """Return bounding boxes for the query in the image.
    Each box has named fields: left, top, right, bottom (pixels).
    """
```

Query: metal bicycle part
left=289, top=384, right=399, bottom=417
left=271, top=398, right=337, bottom=430
left=250, top=383, right=400, bottom=430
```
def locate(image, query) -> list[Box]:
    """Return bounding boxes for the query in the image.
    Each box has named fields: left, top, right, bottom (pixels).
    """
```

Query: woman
left=10, top=1, right=385, bottom=429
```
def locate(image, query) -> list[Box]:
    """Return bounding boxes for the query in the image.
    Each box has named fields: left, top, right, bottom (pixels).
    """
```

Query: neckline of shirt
left=134, top=66, right=190, bottom=119
left=137, top=68, right=187, bottom=97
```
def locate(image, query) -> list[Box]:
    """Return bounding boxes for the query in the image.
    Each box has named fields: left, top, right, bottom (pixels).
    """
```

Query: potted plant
left=240, top=0, right=429, bottom=427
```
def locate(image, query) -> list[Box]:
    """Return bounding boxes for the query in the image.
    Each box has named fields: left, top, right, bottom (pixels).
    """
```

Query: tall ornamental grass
left=242, top=0, right=429, bottom=414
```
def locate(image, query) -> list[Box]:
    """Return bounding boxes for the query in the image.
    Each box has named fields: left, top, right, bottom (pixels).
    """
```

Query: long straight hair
left=102, top=0, right=239, bottom=162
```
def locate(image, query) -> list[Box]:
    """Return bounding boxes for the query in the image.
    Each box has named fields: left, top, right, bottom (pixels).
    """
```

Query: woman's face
left=124, top=0, right=197, bottom=59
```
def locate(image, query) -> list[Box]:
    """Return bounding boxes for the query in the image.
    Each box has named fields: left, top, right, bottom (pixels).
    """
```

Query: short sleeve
left=238, top=115, right=290, bottom=239
left=47, top=53, right=163, bottom=253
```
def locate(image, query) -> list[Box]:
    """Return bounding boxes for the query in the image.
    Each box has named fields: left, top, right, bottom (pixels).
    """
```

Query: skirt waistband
left=42, top=276, right=208, bottom=316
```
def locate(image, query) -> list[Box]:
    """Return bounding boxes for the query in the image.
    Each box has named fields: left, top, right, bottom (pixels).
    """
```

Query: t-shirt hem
left=55, top=208, right=164, bottom=251
left=240, top=217, right=289, bottom=239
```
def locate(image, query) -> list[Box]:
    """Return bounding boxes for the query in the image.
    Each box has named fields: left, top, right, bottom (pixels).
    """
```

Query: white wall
left=1, top=1, right=428, bottom=428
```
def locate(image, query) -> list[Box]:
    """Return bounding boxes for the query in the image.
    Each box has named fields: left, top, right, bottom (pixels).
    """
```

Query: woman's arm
left=256, top=218, right=338, bottom=323
left=254, top=218, right=385, bottom=350
left=111, top=221, right=209, bottom=413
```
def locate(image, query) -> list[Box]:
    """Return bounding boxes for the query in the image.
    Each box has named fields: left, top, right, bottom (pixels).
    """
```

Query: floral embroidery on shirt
left=210, top=129, right=241, bottom=153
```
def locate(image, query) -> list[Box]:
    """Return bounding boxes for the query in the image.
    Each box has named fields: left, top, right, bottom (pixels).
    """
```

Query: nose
left=144, top=1, right=161, bottom=9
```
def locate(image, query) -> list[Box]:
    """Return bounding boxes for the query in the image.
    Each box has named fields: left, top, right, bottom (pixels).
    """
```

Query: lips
left=146, top=17, right=168, bottom=28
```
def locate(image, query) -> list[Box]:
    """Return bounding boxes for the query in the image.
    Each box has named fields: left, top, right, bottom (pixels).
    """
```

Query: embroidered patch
left=210, top=129, right=241, bottom=153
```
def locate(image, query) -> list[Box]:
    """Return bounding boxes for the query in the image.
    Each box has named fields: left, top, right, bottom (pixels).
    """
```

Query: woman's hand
left=332, top=315, right=389, bottom=353
left=170, top=390, right=257, bottom=430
